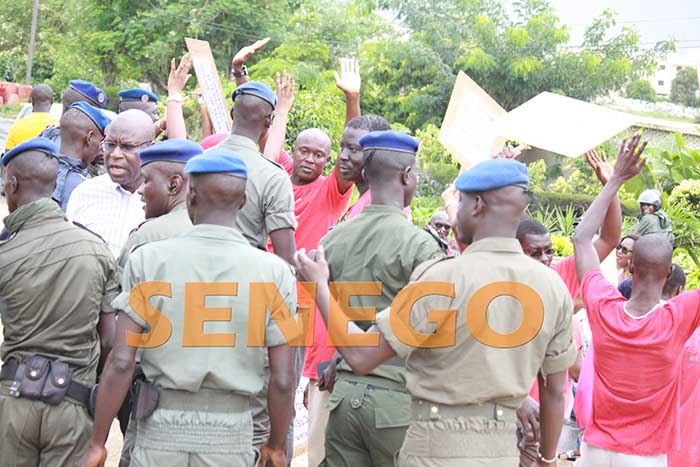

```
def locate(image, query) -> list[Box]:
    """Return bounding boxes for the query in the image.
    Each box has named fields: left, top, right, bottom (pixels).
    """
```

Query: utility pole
left=26, top=0, right=40, bottom=84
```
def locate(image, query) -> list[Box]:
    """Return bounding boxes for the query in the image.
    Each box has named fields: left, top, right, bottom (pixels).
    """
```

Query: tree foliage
left=625, top=79, right=656, bottom=102
left=670, top=67, right=700, bottom=108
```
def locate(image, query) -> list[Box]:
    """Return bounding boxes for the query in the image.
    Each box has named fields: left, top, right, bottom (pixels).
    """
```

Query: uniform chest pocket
left=374, top=391, right=411, bottom=429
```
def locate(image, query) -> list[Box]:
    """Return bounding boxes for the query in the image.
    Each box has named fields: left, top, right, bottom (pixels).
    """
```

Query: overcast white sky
left=547, top=0, right=700, bottom=55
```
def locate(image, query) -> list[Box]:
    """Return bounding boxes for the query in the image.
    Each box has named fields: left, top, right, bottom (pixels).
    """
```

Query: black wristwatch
left=231, top=64, right=248, bottom=79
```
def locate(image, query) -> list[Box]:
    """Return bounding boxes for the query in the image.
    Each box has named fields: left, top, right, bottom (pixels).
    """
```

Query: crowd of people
left=0, top=37, right=698, bottom=467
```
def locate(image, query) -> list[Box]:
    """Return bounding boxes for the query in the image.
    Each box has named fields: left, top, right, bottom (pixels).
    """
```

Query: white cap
left=638, top=189, right=662, bottom=208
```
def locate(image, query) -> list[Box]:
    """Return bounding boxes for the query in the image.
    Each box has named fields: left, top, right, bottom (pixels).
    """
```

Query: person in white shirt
left=67, top=110, right=154, bottom=257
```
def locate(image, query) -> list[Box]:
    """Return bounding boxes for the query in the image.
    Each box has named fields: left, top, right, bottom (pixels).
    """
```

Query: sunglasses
left=617, top=245, right=633, bottom=255
left=526, top=248, right=555, bottom=259
left=435, top=223, right=451, bottom=230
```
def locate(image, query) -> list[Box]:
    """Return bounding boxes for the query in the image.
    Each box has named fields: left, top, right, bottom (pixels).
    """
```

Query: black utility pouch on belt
left=133, top=380, right=159, bottom=420
left=14, top=356, right=72, bottom=404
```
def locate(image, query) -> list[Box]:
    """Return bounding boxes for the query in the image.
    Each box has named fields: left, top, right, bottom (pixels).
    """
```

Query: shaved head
left=295, top=128, right=331, bottom=154
left=4, top=151, right=59, bottom=212
left=186, top=173, right=247, bottom=227
left=103, top=109, right=155, bottom=190
left=119, top=100, right=158, bottom=122
left=30, top=84, right=53, bottom=112
left=291, top=128, right=332, bottom=184
left=456, top=185, right=529, bottom=244
left=231, top=94, right=274, bottom=145
left=107, top=109, right=155, bottom=142
left=139, top=161, right=188, bottom=219
left=630, top=235, right=673, bottom=280
left=362, top=148, right=418, bottom=207
left=59, top=107, right=102, bottom=165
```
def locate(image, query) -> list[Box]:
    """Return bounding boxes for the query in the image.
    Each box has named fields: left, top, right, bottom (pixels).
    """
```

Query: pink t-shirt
left=276, top=151, right=353, bottom=379
left=669, top=328, right=700, bottom=466
left=527, top=255, right=581, bottom=410
left=581, top=269, right=700, bottom=456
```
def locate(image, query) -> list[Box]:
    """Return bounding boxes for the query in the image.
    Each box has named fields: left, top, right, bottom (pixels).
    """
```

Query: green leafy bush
left=551, top=234, right=574, bottom=257
left=625, top=79, right=656, bottom=102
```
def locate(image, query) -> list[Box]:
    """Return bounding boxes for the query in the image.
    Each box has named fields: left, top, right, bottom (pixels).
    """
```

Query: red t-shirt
left=527, top=255, right=581, bottom=410
left=277, top=151, right=353, bottom=379
left=669, top=328, right=700, bottom=467
left=581, top=269, right=700, bottom=456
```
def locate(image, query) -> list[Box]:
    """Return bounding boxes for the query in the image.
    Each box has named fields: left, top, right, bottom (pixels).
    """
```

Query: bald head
left=4, top=151, right=59, bottom=212
left=30, top=84, right=53, bottom=113
left=139, top=161, right=189, bottom=219
left=231, top=94, right=274, bottom=144
left=59, top=107, right=102, bottom=165
left=456, top=185, right=529, bottom=244
left=107, top=109, right=155, bottom=141
left=630, top=235, right=673, bottom=280
left=186, top=173, right=247, bottom=227
left=363, top=149, right=416, bottom=184
left=119, top=100, right=158, bottom=122
left=295, top=129, right=331, bottom=154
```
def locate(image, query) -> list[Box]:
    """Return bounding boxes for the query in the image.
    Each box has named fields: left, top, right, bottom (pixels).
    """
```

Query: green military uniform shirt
left=113, top=224, right=296, bottom=395
left=634, top=210, right=674, bottom=245
left=216, top=135, right=296, bottom=250
left=320, top=204, right=445, bottom=384
left=0, top=198, right=119, bottom=383
left=376, top=237, right=577, bottom=409
left=116, top=202, right=192, bottom=276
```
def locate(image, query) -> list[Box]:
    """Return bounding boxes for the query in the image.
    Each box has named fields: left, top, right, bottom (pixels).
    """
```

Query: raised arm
left=334, top=58, right=361, bottom=125
left=230, top=37, right=270, bottom=86
left=294, top=247, right=397, bottom=375
left=573, top=135, right=647, bottom=281
left=165, top=53, right=193, bottom=140
left=584, top=149, right=622, bottom=261
left=195, top=89, right=213, bottom=139
left=263, top=72, right=295, bottom=163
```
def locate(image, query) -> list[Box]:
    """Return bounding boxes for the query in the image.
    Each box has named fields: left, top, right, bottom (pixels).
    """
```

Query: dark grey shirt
left=52, top=154, right=88, bottom=211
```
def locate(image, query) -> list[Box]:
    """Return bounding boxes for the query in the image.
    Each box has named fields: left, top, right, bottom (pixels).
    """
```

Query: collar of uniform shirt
left=186, top=223, right=249, bottom=243
left=463, top=237, right=523, bottom=255
left=223, top=134, right=258, bottom=153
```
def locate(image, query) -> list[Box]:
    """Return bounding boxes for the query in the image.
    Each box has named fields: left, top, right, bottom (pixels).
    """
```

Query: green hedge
left=531, top=191, right=639, bottom=217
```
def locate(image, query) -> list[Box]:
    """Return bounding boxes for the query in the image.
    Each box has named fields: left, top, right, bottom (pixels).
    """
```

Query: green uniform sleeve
left=263, top=171, right=296, bottom=233
left=541, top=290, right=577, bottom=376
left=111, top=251, right=149, bottom=330
left=100, top=255, right=121, bottom=314
left=265, top=263, right=298, bottom=347
left=634, top=215, right=656, bottom=236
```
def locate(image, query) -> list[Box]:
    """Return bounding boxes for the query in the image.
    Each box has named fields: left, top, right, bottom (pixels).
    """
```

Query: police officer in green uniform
left=116, top=138, right=201, bottom=467
left=315, top=131, right=445, bottom=466
left=296, top=157, right=577, bottom=467
left=117, top=138, right=202, bottom=274
left=78, top=149, right=297, bottom=467
left=218, top=80, right=298, bottom=452
left=0, top=137, right=119, bottom=466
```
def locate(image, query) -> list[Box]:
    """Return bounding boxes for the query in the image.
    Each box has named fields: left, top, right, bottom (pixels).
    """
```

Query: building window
left=660, top=64, right=666, bottom=70
left=658, top=80, right=665, bottom=86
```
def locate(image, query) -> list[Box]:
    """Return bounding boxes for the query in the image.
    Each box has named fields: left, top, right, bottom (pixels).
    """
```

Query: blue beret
left=184, top=149, right=248, bottom=177
left=69, top=80, right=107, bottom=108
left=139, top=139, right=203, bottom=167
left=69, top=101, right=111, bottom=135
left=118, top=88, right=158, bottom=103
left=358, top=130, right=420, bottom=154
left=455, top=158, right=529, bottom=192
left=231, top=81, right=276, bottom=108
left=2, top=137, right=59, bottom=166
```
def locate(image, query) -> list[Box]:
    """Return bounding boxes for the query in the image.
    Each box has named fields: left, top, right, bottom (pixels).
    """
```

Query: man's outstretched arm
left=573, top=135, right=647, bottom=281
left=294, top=247, right=397, bottom=374
left=585, top=149, right=622, bottom=261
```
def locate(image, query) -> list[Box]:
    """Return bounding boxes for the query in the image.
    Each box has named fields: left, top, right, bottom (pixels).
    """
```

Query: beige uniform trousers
left=397, top=416, right=520, bottom=467
left=307, top=379, right=331, bottom=467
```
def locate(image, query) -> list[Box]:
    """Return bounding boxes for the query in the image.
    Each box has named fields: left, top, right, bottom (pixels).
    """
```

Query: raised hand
left=168, top=53, right=193, bottom=96
left=294, top=246, right=330, bottom=284
left=334, top=58, right=361, bottom=96
left=232, top=37, right=270, bottom=69
left=611, top=134, right=648, bottom=183
left=274, top=71, right=295, bottom=115
left=585, top=148, right=614, bottom=185
left=491, top=144, right=529, bottom=160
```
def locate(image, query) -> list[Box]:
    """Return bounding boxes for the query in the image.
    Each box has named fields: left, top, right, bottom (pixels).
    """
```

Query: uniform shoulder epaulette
left=72, top=221, right=106, bottom=243
left=412, top=255, right=455, bottom=281
left=263, top=157, right=286, bottom=172
left=129, top=218, right=153, bottom=236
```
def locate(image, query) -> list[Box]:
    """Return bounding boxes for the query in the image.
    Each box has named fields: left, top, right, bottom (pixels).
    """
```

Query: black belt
left=0, top=360, right=92, bottom=407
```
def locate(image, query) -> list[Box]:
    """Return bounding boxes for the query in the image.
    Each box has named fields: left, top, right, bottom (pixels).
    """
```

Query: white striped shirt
left=66, top=174, right=145, bottom=258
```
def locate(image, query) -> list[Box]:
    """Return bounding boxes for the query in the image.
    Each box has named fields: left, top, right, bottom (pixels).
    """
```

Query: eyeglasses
left=616, top=245, right=633, bottom=255
left=526, top=248, right=555, bottom=259
left=101, top=140, right=152, bottom=155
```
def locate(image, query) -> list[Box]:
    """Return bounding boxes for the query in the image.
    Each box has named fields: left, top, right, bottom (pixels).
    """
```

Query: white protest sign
left=439, top=71, right=507, bottom=168
left=495, top=92, right=637, bottom=157
left=185, top=38, right=232, bottom=134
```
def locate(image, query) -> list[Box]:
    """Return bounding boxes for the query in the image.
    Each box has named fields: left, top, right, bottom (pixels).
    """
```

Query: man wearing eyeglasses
left=66, top=109, right=155, bottom=257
